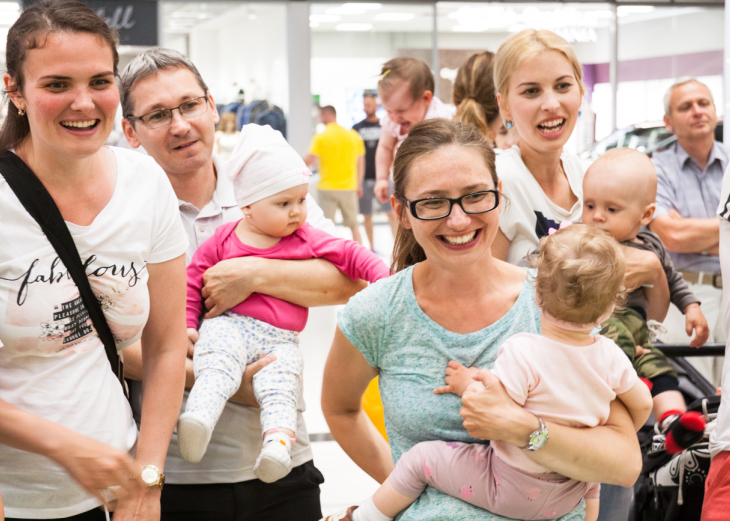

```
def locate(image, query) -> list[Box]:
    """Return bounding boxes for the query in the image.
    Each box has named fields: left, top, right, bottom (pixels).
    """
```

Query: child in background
left=179, top=124, right=390, bottom=482
left=324, top=225, right=653, bottom=521
left=583, top=148, right=709, bottom=453
left=373, top=57, right=453, bottom=203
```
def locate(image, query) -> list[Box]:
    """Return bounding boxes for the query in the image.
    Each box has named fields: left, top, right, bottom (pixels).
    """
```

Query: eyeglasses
left=129, top=95, right=210, bottom=129
left=404, top=190, right=500, bottom=220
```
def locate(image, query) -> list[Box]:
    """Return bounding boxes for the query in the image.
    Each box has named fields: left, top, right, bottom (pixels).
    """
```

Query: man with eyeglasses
left=118, top=48, right=364, bottom=521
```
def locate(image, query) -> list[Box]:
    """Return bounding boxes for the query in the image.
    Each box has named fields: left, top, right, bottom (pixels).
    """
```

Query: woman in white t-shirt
left=490, top=30, right=587, bottom=266
left=0, top=2, right=188, bottom=520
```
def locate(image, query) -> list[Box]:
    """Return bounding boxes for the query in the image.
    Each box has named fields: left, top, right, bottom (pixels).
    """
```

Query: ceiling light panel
left=374, top=13, right=415, bottom=21
left=335, top=23, right=374, bottom=31
left=310, top=14, right=342, bottom=23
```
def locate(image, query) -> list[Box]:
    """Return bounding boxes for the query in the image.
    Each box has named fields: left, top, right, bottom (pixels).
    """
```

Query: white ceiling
left=158, top=2, right=713, bottom=38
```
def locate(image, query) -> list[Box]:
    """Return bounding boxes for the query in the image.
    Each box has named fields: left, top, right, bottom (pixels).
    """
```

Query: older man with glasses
left=117, top=49, right=365, bottom=521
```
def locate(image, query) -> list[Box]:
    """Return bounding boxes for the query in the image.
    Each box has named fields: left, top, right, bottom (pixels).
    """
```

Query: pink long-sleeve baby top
left=186, top=221, right=390, bottom=332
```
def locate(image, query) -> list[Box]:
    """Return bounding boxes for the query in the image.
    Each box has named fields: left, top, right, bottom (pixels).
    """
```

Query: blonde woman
left=214, top=112, right=240, bottom=161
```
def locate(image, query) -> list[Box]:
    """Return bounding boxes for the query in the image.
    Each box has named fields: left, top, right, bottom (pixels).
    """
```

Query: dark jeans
left=160, top=460, right=324, bottom=521
left=598, top=483, right=632, bottom=521
left=7, top=508, right=106, bottom=521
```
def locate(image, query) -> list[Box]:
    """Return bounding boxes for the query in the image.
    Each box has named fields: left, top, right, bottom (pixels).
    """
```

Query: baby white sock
left=353, top=497, right=393, bottom=521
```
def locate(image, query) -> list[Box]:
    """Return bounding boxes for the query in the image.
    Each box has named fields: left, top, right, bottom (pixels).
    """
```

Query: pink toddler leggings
left=388, top=441, right=599, bottom=520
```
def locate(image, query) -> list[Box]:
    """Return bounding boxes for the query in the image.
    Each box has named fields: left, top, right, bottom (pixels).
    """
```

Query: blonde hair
left=378, top=57, right=434, bottom=101
left=453, top=52, right=500, bottom=139
left=532, top=225, right=625, bottom=325
left=220, top=112, right=237, bottom=133
left=391, top=119, right=497, bottom=274
left=494, top=30, right=585, bottom=114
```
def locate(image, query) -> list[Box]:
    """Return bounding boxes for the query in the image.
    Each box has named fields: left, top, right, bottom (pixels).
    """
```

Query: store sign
left=22, top=0, right=157, bottom=46
left=88, top=0, right=157, bottom=46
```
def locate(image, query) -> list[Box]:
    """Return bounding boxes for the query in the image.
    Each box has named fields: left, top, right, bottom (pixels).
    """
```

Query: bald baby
left=582, top=148, right=658, bottom=243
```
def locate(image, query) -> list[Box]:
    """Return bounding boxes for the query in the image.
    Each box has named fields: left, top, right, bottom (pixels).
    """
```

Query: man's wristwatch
left=139, top=465, right=165, bottom=489
left=526, top=417, right=549, bottom=452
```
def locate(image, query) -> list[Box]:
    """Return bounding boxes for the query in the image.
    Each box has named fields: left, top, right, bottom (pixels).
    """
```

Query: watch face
left=531, top=431, right=548, bottom=449
left=140, top=467, right=159, bottom=485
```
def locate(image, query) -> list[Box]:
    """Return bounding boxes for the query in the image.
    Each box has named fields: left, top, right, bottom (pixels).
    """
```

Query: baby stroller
left=630, top=344, right=724, bottom=521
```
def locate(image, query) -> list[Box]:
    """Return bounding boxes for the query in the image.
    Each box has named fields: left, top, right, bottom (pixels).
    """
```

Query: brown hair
left=320, top=105, right=336, bottom=117
left=494, top=29, right=585, bottom=118
left=0, top=0, right=119, bottom=153
left=391, top=119, right=497, bottom=273
left=378, top=57, right=434, bottom=101
left=453, top=52, right=500, bottom=139
left=532, top=225, right=626, bottom=325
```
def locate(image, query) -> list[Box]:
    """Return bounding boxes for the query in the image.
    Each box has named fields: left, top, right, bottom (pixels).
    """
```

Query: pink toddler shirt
left=491, top=332, right=638, bottom=474
left=186, top=221, right=390, bottom=331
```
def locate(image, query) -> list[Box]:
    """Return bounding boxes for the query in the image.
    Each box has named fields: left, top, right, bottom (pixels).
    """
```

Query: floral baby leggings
left=186, top=311, right=303, bottom=436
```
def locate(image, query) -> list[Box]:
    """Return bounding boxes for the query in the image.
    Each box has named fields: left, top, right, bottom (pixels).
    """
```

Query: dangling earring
left=506, top=121, right=513, bottom=129
left=17, top=108, right=25, bottom=116
left=578, top=110, right=582, bottom=117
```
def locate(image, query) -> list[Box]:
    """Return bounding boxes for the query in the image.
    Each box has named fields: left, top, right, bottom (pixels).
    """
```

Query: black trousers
left=7, top=508, right=106, bottom=521
left=160, top=460, right=325, bottom=521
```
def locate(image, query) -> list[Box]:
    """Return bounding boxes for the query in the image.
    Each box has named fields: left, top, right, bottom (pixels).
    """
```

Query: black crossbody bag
left=1, top=150, right=126, bottom=395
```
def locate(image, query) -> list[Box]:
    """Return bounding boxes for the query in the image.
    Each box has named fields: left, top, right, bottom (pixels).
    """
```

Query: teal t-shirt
left=338, top=265, right=586, bottom=521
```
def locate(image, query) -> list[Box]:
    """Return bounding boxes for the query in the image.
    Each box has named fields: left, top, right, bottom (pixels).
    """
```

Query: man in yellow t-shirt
left=304, top=105, right=365, bottom=244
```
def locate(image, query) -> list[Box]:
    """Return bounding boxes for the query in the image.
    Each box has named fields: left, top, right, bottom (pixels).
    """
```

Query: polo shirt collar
left=177, top=154, right=238, bottom=216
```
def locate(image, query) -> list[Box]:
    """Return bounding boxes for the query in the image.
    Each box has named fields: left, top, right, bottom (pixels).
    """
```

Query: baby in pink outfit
left=341, top=225, right=653, bottom=521
left=178, top=124, right=389, bottom=482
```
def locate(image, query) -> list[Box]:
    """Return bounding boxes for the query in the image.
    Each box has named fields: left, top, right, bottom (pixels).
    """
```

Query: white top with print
left=0, top=147, right=188, bottom=518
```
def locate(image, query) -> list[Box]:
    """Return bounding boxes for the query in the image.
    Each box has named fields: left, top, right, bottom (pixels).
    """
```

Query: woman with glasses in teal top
left=321, top=119, right=642, bottom=521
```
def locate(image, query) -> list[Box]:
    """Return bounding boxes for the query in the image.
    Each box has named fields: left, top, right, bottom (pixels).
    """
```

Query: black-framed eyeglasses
left=404, top=190, right=500, bottom=220
left=128, top=95, right=210, bottom=129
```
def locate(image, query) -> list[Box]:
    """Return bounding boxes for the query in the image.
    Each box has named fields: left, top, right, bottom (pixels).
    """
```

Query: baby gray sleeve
left=655, top=240, right=700, bottom=312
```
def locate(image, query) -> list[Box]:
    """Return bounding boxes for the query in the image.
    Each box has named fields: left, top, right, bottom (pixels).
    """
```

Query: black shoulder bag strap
left=1, top=150, right=126, bottom=396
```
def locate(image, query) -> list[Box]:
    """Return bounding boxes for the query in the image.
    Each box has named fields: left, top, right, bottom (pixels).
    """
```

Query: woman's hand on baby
left=186, top=328, right=199, bottom=358
left=434, top=361, right=481, bottom=397
left=685, top=303, right=710, bottom=348
left=202, top=257, right=265, bottom=318
left=460, top=369, right=538, bottom=446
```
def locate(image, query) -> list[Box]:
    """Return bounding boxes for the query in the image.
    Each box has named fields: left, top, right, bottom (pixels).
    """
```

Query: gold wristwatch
left=139, top=465, right=165, bottom=489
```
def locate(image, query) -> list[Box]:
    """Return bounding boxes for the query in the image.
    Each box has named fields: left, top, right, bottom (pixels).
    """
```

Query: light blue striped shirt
left=652, top=140, right=729, bottom=273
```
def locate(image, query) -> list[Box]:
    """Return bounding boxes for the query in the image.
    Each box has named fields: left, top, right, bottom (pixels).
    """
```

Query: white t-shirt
left=0, top=147, right=188, bottom=518
left=497, top=145, right=586, bottom=265
left=129, top=154, right=334, bottom=485
left=709, top=172, right=730, bottom=457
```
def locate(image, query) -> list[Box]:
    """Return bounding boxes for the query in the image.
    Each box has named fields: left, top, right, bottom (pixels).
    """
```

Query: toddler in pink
left=341, top=225, right=653, bottom=521
left=178, top=124, right=389, bottom=482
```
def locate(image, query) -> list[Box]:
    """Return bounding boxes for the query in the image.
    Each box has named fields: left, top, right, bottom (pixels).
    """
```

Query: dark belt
left=679, top=271, right=723, bottom=289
